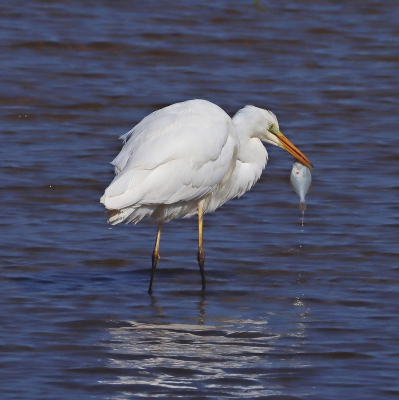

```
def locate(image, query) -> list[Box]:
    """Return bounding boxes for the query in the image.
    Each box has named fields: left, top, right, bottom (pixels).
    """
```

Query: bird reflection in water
left=148, top=292, right=206, bottom=326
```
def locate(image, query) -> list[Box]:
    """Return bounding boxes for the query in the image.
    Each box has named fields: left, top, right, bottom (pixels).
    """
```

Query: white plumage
left=100, top=99, right=312, bottom=291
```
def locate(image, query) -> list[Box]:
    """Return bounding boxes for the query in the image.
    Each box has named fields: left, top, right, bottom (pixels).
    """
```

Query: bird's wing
left=101, top=100, right=237, bottom=210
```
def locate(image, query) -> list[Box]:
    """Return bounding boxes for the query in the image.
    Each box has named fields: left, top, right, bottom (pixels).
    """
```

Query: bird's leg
left=197, top=201, right=206, bottom=290
left=149, top=222, right=162, bottom=293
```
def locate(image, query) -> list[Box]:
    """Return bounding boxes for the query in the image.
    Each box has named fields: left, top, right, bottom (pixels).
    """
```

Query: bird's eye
left=269, top=123, right=278, bottom=134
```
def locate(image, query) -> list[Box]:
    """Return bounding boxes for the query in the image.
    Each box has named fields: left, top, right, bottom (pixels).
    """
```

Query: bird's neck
left=213, top=106, right=269, bottom=201
left=232, top=106, right=268, bottom=165
left=203, top=107, right=269, bottom=211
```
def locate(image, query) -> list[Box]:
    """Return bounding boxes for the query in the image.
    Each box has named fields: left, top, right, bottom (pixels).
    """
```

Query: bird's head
left=261, top=111, right=313, bottom=169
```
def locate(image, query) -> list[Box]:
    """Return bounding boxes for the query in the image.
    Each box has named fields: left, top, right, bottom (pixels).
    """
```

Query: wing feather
left=101, top=100, right=237, bottom=212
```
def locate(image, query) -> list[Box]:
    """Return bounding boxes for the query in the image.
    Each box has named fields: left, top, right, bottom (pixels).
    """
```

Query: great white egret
left=101, top=99, right=312, bottom=292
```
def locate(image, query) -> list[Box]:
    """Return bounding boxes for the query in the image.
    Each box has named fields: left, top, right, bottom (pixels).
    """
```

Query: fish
left=290, top=161, right=312, bottom=211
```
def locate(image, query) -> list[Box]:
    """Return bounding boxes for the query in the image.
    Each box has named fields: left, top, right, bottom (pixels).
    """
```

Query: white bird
left=100, top=99, right=312, bottom=292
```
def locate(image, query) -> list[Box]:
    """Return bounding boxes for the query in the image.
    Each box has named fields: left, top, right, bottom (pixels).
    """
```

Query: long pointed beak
left=276, top=132, right=313, bottom=169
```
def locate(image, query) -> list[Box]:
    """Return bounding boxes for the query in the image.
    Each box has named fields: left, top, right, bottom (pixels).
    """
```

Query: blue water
left=1, top=1, right=399, bottom=399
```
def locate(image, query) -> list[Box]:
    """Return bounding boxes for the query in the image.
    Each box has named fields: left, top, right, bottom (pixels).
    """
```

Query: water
left=1, top=1, right=399, bottom=399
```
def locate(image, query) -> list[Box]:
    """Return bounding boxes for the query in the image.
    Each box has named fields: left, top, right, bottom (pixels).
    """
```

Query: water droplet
left=298, top=210, right=305, bottom=252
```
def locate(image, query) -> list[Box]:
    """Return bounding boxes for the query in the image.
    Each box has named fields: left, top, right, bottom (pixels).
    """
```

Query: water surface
left=1, top=1, right=399, bottom=399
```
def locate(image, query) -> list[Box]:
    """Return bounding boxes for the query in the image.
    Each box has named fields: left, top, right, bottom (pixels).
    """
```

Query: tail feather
left=108, top=208, right=134, bottom=225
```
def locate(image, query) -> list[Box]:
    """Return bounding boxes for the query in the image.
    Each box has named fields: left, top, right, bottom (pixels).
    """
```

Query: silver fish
left=290, top=161, right=312, bottom=211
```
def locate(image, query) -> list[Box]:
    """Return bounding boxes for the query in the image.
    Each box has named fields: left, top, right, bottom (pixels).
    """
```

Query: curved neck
left=232, top=106, right=269, bottom=164
left=232, top=106, right=263, bottom=140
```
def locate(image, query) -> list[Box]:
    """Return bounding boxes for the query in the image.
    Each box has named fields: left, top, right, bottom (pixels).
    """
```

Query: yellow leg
left=197, top=200, right=206, bottom=290
left=149, top=222, right=162, bottom=293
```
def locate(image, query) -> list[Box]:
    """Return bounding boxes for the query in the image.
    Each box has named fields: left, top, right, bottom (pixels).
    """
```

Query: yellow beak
left=276, top=132, right=313, bottom=169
